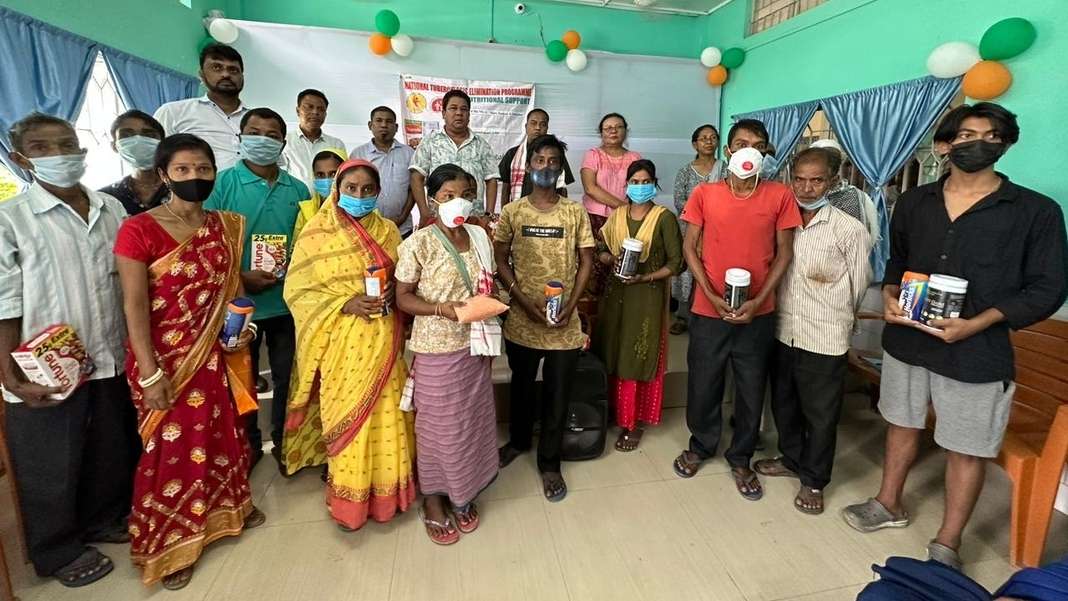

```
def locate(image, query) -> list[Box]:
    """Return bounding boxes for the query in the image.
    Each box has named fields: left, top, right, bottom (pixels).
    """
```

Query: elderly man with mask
left=672, top=118, right=802, bottom=502
left=752, top=147, right=871, bottom=516
left=809, top=138, right=880, bottom=248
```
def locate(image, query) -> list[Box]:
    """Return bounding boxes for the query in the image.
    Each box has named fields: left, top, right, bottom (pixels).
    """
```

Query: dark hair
left=691, top=124, right=719, bottom=158
left=297, top=89, right=329, bottom=107
left=370, top=106, right=396, bottom=120
left=728, top=118, right=770, bottom=146
left=426, top=163, right=472, bottom=198
left=154, top=133, right=216, bottom=173
left=337, top=162, right=381, bottom=189
left=442, top=90, right=471, bottom=111
left=598, top=112, right=628, bottom=133
left=312, top=150, right=344, bottom=168
left=110, top=110, right=164, bottom=139
left=626, top=159, right=659, bottom=188
left=8, top=112, right=75, bottom=153
left=527, top=108, right=549, bottom=122
left=791, top=147, right=840, bottom=176
left=240, top=107, right=287, bottom=138
left=199, top=43, right=243, bottom=70
left=526, top=134, right=569, bottom=166
left=933, top=102, right=1020, bottom=145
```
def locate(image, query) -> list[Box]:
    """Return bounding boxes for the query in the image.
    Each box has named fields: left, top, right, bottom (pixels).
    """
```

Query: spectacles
left=602, top=126, right=627, bottom=133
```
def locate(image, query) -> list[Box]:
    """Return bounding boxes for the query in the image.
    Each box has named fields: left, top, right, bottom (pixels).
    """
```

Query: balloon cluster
left=699, top=46, right=745, bottom=87
left=369, top=10, right=415, bottom=58
left=926, top=17, right=1036, bottom=100
left=546, top=30, right=588, bottom=73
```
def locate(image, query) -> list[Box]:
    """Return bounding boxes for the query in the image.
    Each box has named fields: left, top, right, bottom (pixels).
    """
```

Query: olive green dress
left=592, top=210, right=684, bottom=381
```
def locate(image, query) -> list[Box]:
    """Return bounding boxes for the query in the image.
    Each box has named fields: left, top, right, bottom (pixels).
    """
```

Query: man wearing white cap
left=672, top=118, right=802, bottom=502
left=809, top=138, right=880, bottom=248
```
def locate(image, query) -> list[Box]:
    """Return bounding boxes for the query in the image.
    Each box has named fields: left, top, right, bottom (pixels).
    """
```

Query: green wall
left=0, top=0, right=242, bottom=75
left=702, top=0, right=1068, bottom=208
left=236, top=0, right=700, bottom=59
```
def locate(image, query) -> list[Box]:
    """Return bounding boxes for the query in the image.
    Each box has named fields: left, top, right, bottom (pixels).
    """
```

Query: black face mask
left=948, top=140, right=1006, bottom=173
left=167, top=178, right=215, bottom=203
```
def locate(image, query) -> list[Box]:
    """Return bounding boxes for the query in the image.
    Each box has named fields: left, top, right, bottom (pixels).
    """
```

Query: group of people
left=1, top=40, right=1066, bottom=594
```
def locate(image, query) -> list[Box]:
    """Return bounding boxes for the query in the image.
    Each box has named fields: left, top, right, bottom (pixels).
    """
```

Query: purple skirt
left=412, top=348, right=499, bottom=506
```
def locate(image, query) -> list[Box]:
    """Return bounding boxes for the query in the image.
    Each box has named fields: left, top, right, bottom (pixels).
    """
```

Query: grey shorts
left=878, top=352, right=1015, bottom=458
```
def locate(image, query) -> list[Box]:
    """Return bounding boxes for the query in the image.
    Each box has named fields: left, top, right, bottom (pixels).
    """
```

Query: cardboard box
left=10, top=324, right=94, bottom=401
left=251, top=234, right=288, bottom=278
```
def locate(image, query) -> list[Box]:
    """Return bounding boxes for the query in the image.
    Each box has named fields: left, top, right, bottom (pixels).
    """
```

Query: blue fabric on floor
left=994, top=558, right=1068, bottom=600
left=857, top=557, right=991, bottom=601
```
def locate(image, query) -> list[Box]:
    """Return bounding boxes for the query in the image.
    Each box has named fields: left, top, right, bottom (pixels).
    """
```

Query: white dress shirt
left=350, top=139, right=415, bottom=234
left=281, top=128, right=347, bottom=188
left=776, top=205, right=872, bottom=357
left=0, top=183, right=127, bottom=402
left=154, top=96, right=250, bottom=170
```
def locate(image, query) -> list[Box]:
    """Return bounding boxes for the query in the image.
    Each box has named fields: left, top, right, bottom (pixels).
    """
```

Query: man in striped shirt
left=754, top=147, right=871, bottom=515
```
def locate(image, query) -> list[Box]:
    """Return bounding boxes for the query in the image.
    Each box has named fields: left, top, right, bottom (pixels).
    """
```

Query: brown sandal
left=162, top=566, right=194, bottom=590
left=243, top=507, right=266, bottom=529
left=615, top=429, right=644, bottom=452
left=753, top=457, right=798, bottom=479
left=672, top=451, right=702, bottom=478
left=731, top=467, right=764, bottom=501
left=795, top=486, right=824, bottom=515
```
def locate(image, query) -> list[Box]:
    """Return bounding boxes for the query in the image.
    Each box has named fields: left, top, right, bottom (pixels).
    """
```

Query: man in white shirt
left=0, top=113, right=137, bottom=586
left=754, top=147, right=870, bottom=515
left=350, top=106, right=415, bottom=235
left=281, top=89, right=346, bottom=188
left=410, top=90, right=500, bottom=225
left=154, top=43, right=249, bottom=169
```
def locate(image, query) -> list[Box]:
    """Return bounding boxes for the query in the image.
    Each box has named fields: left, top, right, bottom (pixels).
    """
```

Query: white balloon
left=700, top=47, right=722, bottom=68
left=208, top=18, right=239, bottom=45
left=926, top=41, right=980, bottom=78
left=391, top=34, right=414, bottom=57
left=566, top=49, right=588, bottom=72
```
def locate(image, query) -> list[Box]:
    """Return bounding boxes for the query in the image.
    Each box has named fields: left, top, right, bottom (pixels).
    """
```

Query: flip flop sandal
left=244, top=507, right=266, bottom=529
left=541, top=473, right=568, bottom=503
left=731, top=469, right=764, bottom=501
left=54, top=548, right=113, bottom=588
left=672, top=451, right=702, bottom=479
left=453, top=503, right=480, bottom=534
left=498, top=445, right=523, bottom=469
left=419, top=509, right=460, bottom=545
left=162, top=566, right=194, bottom=591
left=794, top=487, right=824, bottom=515
left=754, top=457, right=799, bottom=479
left=841, top=498, right=911, bottom=533
left=614, top=430, right=644, bottom=452
left=926, top=540, right=963, bottom=571
left=669, top=320, right=688, bottom=335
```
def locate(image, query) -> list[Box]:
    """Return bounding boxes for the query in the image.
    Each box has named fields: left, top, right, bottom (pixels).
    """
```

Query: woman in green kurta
left=592, top=159, right=683, bottom=452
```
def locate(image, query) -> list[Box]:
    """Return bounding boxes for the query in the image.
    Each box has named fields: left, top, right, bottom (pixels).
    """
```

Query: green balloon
left=721, top=47, right=746, bottom=69
left=546, top=40, right=568, bottom=62
left=980, top=17, right=1036, bottom=60
left=375, top=10, right=401, bottom=37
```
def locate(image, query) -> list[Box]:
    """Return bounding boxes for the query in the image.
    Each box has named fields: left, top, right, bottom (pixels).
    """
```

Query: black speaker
left=561, top=352, right=608, bottom=461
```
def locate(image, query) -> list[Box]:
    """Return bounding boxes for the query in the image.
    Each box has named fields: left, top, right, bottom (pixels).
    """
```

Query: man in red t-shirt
left=671, top=119, right=802, bottom=501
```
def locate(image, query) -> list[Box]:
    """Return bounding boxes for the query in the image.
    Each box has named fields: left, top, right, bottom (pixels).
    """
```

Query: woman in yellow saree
left=283, top=159, right=416, bottom=530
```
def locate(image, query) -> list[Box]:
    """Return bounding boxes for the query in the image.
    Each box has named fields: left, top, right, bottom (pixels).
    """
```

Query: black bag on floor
left=561, top=351, right=608, bottom=461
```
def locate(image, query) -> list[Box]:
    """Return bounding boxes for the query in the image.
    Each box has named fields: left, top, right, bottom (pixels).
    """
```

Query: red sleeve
left=776, top=185, right=803, bottom=230
left=681, top=185, right=706, bottom=227
left=113, top=216, right=152, bottom=263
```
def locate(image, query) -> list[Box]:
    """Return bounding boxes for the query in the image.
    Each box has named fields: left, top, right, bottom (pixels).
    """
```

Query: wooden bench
left=847, top=316, right=1068, bottom=568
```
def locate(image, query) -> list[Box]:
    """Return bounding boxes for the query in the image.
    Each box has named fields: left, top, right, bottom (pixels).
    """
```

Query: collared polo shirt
left=351, top=139, right=415, bottom=234
left=204, top=161, right=309, bottom=319
left=409, top=130, right=499, bottom=214
left=154, top=96, right=250, bottom=169
left=0, top=183, right=127, bottom=402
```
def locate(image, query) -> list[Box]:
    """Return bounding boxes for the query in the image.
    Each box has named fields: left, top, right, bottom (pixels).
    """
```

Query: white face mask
left=437, top=197, right=473, bottom=229
left=29, top=152, right=87, bottom=188
left=727, top=147, right=763, bottom=179
left=115, top=135, right=160, bottom=170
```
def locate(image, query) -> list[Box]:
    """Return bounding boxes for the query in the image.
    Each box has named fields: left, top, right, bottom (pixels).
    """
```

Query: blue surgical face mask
left=627, top=183, right=657, bottom=204
left=29, top=153, right=87, bottom=188
left=530, top=166, right=562, bottom=189
left=313, top=178, right=333, bottom=197
left=798, top=194, right=830, bottom=212
left=239, top=135, right=284, bottom=166
left=115, top=135, right=160, bottom=170
left=338, top=193, right=378, bottom=218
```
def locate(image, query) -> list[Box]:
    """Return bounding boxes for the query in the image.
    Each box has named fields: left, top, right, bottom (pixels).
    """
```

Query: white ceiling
left=541, top=0, right=736, bottom=17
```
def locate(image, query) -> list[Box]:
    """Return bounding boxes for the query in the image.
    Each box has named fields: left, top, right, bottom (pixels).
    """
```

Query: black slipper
left=54, top=548, right=113, bottom=588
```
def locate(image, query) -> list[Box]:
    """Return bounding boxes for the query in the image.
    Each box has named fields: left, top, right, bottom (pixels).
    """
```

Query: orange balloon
left=369, top=33, right=392, bottom=56
left=707, top=65, right=729, bottom=86
left=562, top=30, right=581, bottom=50
left=962, top=60, right=1012, bottom=100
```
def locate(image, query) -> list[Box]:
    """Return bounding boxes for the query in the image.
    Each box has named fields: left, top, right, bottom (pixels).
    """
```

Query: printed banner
left=399, top=75, right=535, bottom=156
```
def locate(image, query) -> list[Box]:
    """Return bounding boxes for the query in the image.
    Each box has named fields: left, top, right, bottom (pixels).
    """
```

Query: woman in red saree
left=114, top=134, right=264, bottom=589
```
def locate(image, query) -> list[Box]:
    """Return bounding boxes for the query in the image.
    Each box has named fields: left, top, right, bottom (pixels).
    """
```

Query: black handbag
left=560, top=351, right=608, bottom=461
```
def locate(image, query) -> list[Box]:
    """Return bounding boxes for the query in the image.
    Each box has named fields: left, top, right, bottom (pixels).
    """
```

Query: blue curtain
left=732, top=100, right=819, bottom=177
left=0, top=6, right=98, bottom=182
left=821, top=75, right=962, bottom=281
left=102, top=47, right=199, bottom=115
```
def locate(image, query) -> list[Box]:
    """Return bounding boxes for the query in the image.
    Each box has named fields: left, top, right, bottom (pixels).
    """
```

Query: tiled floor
left=4, top=395, right=1066, bottom=601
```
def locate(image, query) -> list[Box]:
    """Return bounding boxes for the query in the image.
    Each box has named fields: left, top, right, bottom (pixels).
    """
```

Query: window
left=749, top=0, right=826, bottom=35
left=0, top=165, right=19, bottom=202
left=75, top=52, right=129, bottom=190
